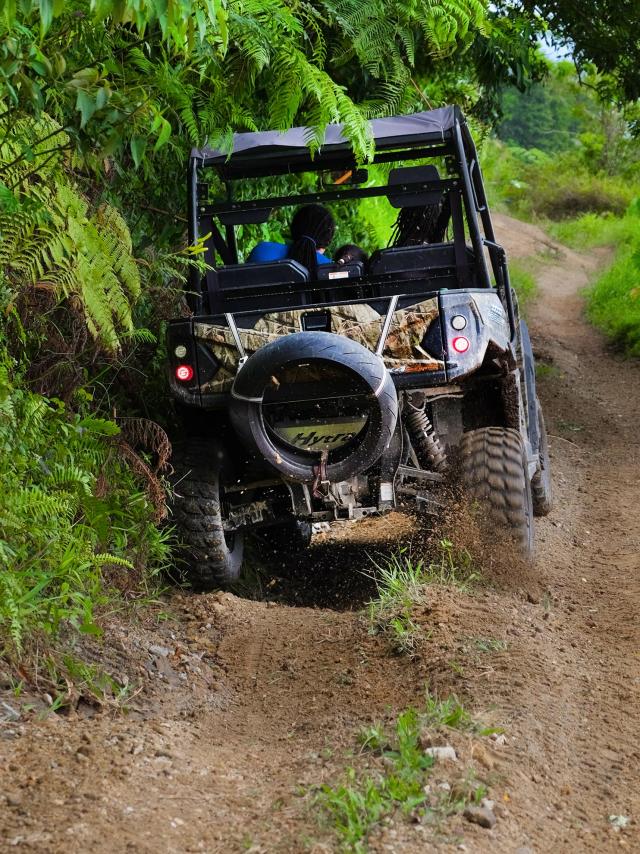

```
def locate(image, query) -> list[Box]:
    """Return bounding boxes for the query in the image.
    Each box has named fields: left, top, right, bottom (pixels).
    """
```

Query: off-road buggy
left=167, top=106, right=552, bottom=588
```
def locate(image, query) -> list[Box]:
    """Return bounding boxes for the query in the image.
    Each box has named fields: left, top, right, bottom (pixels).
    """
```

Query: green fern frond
left=0, top=110, right=142, bottom=352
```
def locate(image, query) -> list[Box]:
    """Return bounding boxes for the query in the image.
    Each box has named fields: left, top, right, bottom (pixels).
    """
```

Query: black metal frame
left=186, top=115, right=516, bottom=341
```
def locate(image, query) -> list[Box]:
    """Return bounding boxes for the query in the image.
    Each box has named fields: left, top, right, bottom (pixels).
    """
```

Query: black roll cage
left=186, top=115, right=516, bottom=341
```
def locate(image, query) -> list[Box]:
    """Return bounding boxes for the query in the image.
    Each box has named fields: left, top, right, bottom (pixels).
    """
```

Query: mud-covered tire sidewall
left=461, top=427, right=534, bottom=557
left=531, top=400, right=553, bottom=517
left=170, top=442, right=244, bottom=589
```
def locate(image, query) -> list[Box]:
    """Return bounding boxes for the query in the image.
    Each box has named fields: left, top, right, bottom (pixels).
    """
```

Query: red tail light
left=452, top=336, right=470, bottom=354
left=175, top=364, right=194, bottom=382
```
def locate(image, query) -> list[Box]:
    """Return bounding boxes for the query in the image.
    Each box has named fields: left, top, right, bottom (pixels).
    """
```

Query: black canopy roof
left=192, top=105, right=461, bottom=166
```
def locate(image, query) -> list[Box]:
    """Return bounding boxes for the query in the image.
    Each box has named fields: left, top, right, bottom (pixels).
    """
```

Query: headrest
left=387, top=165, right=443, bottom=209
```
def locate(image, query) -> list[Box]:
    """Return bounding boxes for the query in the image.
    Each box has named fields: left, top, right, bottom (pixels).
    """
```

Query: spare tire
left=229, top=331, right=398, bottom=483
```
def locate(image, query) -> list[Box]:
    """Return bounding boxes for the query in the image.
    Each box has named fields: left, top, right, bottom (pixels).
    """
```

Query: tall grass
left=509, top=259, right=538, bottom=308
left=483, top=136, right=640, bottom=357
left=548, top=210, right=638, bottom=251
left=587, top=246, right=640, bottom=356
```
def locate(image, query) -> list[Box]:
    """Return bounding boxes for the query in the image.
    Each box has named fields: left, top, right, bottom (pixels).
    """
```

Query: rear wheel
left=531, top=400, right=553, bottom=516
left=170, top=441, right=244, bottom=589
left=461, top=427, right=534, bottom=556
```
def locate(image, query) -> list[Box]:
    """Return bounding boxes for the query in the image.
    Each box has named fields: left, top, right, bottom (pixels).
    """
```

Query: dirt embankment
left=1, top=216, right=639, bottom=853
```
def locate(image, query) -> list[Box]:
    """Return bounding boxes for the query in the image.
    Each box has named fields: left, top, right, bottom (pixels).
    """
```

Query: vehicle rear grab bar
left=375, top=294, right=399, bottom=356
left=225, top=312, right=248, bottom=368
left=482, top=239, right=516, bottom=342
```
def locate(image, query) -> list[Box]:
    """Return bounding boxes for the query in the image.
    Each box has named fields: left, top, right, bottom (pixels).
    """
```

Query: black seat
left=215, top=259, right=309, bottom=292
left=367, top=243, right=477, bottom=288
left=316, top=261, right=364, bottom=282
left=368, top=243, right=457, bottom=277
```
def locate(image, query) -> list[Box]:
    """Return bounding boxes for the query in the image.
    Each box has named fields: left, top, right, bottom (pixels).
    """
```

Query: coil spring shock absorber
left=405, top=400, right=448, bottom=473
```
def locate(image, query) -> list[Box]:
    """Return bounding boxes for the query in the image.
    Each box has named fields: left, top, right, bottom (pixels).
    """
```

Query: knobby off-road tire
left=531, top=400, right=553, bottom=517
left=461, top=427, right=534, bottom=556
left=170, top=442, right=244, bottom=590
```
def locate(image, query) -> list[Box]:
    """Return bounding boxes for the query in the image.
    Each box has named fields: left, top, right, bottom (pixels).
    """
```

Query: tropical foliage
left=483, top=61, right=640, bottom=221
left=1, top=2, right=639, bottom=661
left=516, top=0, right=640, bottom=102
left=0, top=329, right=171, bottom=652
left=485, top=61, right=640, bottom=357
left=1, top=112, right=142, bottom=352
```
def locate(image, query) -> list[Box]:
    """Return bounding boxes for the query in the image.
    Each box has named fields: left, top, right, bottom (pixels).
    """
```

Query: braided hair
left=389, top=196, right=451, bottom=247
left=289, top=204, right=336, bottom=278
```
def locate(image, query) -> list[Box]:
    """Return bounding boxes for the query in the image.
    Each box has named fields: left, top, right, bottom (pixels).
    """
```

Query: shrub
left=0, top=341, right=171, bottom=653
left=587, top=245, right=640, bottom=356
left=481, top=139, right=634, bottom=221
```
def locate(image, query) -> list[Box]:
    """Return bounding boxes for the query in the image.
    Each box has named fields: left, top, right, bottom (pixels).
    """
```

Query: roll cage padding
left=229, top=331, right=398, bottom=483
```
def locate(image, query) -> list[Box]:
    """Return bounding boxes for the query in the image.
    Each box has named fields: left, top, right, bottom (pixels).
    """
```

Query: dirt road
left=1, top=217, right=639, bottom=852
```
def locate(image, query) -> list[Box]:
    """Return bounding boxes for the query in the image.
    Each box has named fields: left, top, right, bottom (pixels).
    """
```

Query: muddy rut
left=1, top=216, right=639, bottom=853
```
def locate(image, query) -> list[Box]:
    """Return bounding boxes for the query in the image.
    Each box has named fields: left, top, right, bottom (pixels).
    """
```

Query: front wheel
left=460, top=427, right=534, bottom=557
left=170, top=441, right=244, bottom=589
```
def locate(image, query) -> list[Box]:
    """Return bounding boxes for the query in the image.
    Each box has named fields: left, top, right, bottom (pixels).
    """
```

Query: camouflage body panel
left=195, top=298, right=443, bottom=394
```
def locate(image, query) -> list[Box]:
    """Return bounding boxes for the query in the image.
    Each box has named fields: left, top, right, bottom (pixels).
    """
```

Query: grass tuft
left=472, top=637, right=508, bottom=654
left=535, top=361, right=560, bottom=379
left=365, top=542, right=479, bottom=656
left=319, top=693, right=496, bottom=851
left=509, top=259, right=538, bottom=309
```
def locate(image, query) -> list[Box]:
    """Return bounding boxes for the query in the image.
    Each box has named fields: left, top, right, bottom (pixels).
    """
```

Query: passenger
left=389, top=196, right=450, bottom=247
left=334, top=244, right=368, bottom=266
left=247, top=204, right=336, bottom=278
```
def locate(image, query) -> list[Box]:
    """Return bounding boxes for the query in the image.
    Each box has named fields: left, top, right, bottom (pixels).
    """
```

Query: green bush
left=587, top=244, right=640, bottom=356
left=547, top=202, right=640, bottom=356
left=548, top=209, right=639, bottom=251
left=0, top=342, right=171, bottom=653
left=481, top=139, right=635, bottom=221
